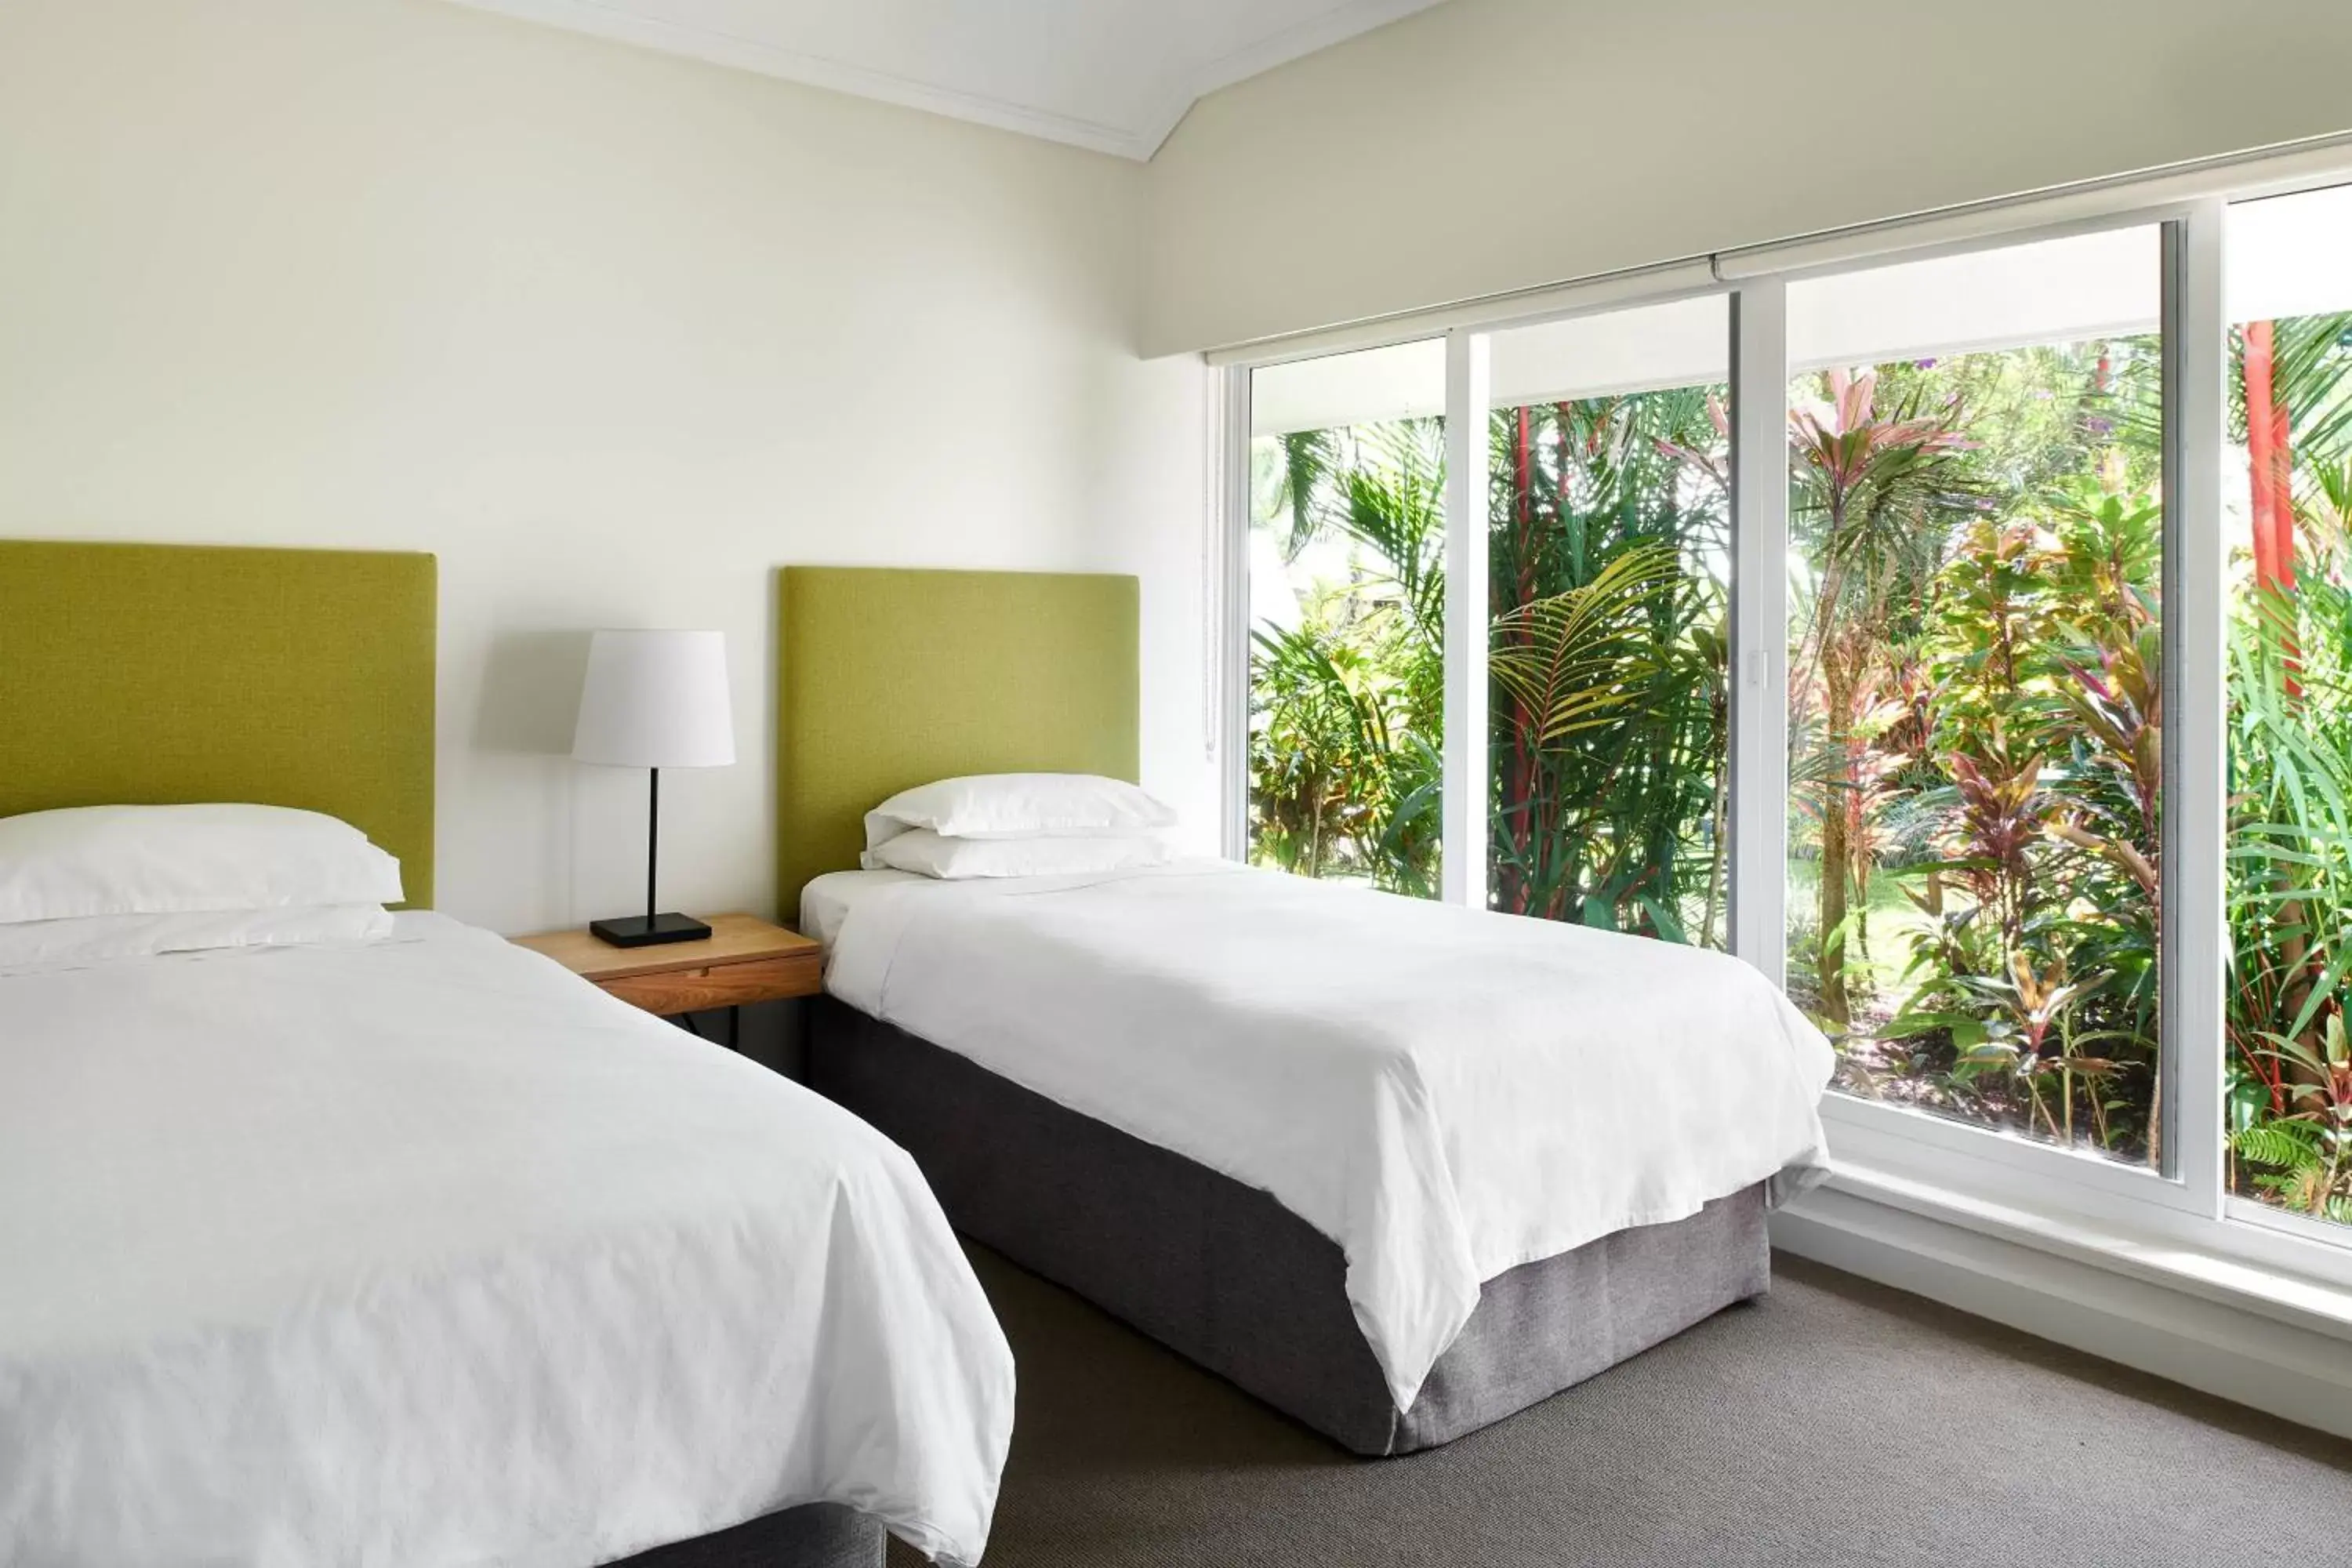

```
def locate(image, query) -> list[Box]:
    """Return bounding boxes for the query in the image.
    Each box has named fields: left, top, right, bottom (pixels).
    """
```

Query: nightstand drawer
left=601, top=951, right=823, bottom=1015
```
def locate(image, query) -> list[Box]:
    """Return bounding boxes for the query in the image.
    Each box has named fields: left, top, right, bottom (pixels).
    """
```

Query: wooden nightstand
left=512, top=913, right=822, bottom=1047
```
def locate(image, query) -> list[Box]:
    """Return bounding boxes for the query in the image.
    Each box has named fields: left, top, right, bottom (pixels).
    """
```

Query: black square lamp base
left=590, top=912, right=713, bottom=948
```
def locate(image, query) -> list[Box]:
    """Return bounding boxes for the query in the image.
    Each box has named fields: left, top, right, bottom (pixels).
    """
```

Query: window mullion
left=1730, top=281, right=1789, bottom=982
left=1215, top=363, right=1252, bottom=863
left=1441, top=331, right=1491, bottom=906
left=2166, top=201, right=2229, bottom=1212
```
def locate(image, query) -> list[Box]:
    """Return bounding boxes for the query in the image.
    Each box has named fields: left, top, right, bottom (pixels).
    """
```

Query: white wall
left=1144, top=0, right=2352, bottom=354
left=0, top=0, right=1210, bottom=934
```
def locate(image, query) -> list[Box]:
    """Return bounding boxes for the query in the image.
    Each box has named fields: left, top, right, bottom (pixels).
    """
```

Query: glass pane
left=2224, top=184, right=2352, bottom=1229
left=1785, top=227, right=2165, bottom=1165
left=1247, top=341, right=1447, bottom=896
left=1486, top=297, right=1733, bottom=946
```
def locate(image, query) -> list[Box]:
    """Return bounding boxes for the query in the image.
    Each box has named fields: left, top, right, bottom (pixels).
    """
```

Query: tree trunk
left=1817, top=652, right=1857, bottom=1026
left=1818, top=793, right=1853, bottom=1027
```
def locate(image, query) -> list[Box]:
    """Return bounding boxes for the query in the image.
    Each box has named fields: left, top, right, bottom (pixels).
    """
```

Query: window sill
left=1773, top=1161, right=2352, bottom=1442
left=1822, top=1162, right=2352, bottom=1338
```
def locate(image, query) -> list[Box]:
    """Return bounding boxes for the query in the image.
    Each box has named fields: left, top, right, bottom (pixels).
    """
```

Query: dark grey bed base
left=607, top=1501, right=883, bottom=1568
left=809, top=996, right=1771, bottom=1457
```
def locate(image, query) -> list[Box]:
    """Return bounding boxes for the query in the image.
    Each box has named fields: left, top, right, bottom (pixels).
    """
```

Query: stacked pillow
left=860, top=774, right=1177, bottom=880
left=0, top=804, right=402, bottom=965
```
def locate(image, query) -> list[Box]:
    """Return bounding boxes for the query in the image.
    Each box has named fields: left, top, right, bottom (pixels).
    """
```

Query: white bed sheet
left=0, top=913, right=1012, bottom=1568
left=826, top=861, right=1834, bottom=1415
left=803, top=868, right=924, bottom=949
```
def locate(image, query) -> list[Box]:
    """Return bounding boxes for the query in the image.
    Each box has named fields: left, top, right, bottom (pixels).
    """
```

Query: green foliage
left=1488, top=388, right=1730, bottom=939
left=2234, top=1116, right=2323, bottom=1174
left=1247, top=419, right=1446, bottom=896
left=1833, top=474, right=2165, bottom=1156
left=2219, top=309, right=2352, bottom=1225
left=1249, top=605, right=1439, bottom=892
left=1806, top=311, right=2352, bottom=1214
left=1786, top=368, right=1978, bottom=1025
left=1249, top=389, right=1732, bottom=936
left=1776, top=339, right=2170, bottom=1160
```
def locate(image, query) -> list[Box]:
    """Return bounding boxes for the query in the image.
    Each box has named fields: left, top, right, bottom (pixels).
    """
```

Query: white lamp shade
left=572, top=630, right=736, bottom=768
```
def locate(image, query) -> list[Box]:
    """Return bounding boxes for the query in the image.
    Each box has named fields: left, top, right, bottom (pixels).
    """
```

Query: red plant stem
left=2241, top=1017, right=2289, bottom=1116
left=1513, top=405, right=1531, bottom=528
left=2245, top=321, right=2303, bottom=690
left=2244, top=325, right=2325, bottom=1066
left=1519, top=414, right=1541, bottom=576
left=2245, top=325, right=2278, bottom=579
left=2245, top=324, right=2292, bottom=589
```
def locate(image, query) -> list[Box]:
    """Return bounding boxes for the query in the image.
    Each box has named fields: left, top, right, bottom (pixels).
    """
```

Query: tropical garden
left=1247, top=296, right=2352, bottom=1229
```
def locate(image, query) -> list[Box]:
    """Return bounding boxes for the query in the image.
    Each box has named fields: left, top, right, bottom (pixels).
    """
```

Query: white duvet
left=0, top=914, right=1011, bottom=1568
left=825, top=862, right=1834, bottom=1415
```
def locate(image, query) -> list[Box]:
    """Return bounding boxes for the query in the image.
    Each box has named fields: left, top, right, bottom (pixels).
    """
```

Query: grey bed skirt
left=606, top=1501, right=883, bottom=1568
left=809, top=996, right=1771, bottom=1457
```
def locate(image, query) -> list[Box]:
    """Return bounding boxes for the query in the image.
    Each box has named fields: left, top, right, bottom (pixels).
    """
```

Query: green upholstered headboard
left=777, top=566, right=1139, bottom=913
left=0, top=540, right=438, bottom=908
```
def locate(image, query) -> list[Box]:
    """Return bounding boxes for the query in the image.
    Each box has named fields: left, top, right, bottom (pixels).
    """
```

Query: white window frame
left=1208, top=141, right=2352, bottom=1293
left=1214, top=361, right=1252, bottom=862
left=1439, top=329, right=1491, bottom=904
left=1728, top=280, right=1789, bottom=981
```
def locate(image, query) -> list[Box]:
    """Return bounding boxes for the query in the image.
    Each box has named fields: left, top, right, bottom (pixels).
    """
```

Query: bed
left=779, top=565, right=1834, bottom=1457
left=0, top=542, right=1011, bottom=1567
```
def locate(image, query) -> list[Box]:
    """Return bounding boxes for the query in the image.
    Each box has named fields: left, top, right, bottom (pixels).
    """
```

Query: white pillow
left=0, top=804, right=405, bottom=924
left=864, top=773, right=1176, bottom=850
left=862, top=829, right=1171, bottom=880
left=0, top=904, right=395, bottom=969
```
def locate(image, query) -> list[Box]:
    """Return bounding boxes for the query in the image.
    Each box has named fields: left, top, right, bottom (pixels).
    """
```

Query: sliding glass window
left=1246, top=342, right=1447, bottom=897
left=2223, top=183, right=2352, bottom=1230
left=1784, top=227, right=2168, bottom=1167
left=1223, top=162, right=2352, bottom=1270
left=1485, top=298, right=1733, bottom=946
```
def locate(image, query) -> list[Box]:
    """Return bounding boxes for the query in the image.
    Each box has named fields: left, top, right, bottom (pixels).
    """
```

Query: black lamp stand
left=590, top=767, right=713, bottom=948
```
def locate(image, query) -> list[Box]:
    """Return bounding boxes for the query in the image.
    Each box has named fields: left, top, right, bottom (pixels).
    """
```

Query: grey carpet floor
left=898, top=1244, right=2352, bottom=1568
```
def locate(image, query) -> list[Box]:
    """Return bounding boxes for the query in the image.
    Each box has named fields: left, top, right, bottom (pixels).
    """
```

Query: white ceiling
left=446, top=0, right=1446, bottom=160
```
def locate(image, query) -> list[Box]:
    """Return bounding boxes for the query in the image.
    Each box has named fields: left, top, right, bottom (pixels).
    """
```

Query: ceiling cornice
left=445, top=0, right=1443, bottom=162
left=452, top=0, right=1160, bottom=158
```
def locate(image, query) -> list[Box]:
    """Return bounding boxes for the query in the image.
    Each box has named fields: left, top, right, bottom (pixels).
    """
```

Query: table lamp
left=572, top=628, right=735, bottom=947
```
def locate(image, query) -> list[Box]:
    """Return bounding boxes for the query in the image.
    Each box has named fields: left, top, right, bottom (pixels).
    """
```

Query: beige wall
left=1144, top=0, right=2352, bottom=354
left=0, top=0, right=1210, bottom=933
